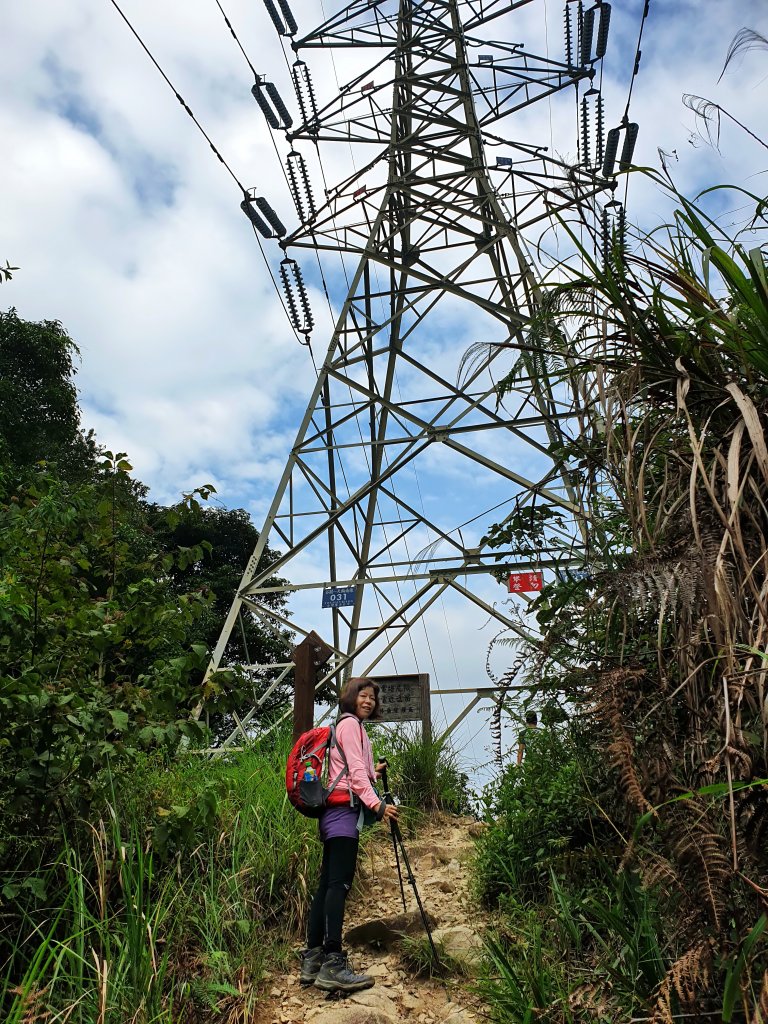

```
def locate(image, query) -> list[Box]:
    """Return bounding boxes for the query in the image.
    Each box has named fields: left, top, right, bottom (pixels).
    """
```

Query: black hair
left=525, top=710, right=538, bottom=726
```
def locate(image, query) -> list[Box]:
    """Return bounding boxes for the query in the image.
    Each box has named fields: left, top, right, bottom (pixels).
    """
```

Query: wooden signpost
left=291, top=630, right=333, bottom=741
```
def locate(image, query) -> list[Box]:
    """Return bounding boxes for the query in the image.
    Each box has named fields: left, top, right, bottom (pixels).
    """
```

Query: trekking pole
left=380, top=766, right=441, bottom=968
left=380, top=764, right=407, bottom=911
left=391, top=821, right=408, bottom=912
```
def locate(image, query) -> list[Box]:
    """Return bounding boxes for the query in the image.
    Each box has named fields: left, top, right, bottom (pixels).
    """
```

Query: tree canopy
left=0, top=308, right=97, bottom=477
left=0, top=307, right=294, bottom=860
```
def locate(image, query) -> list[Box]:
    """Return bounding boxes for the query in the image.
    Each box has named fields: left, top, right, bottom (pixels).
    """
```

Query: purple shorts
left=319, top=805, right=360, bottom=840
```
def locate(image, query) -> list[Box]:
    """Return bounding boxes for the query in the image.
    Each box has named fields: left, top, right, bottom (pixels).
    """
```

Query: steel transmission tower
left=210, top=0, right=623, bottom=738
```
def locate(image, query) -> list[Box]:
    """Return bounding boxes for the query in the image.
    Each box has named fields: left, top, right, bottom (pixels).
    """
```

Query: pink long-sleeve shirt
left=328, top=714, right=380, bottom=810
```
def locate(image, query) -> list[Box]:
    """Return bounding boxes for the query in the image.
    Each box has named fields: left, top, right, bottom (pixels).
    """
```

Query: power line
left=214, top=0, right=259, bottom=79
left=106, top=0, right=305, bottom=345
left=621, top=0, right=651, bottom=209
left=622, top=0, right=651, bottom=123
left=107, top=0, right=245, bottom=192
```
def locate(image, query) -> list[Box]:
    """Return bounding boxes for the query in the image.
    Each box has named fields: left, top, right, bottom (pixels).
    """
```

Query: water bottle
left=303, top=762, right=316, bottom=782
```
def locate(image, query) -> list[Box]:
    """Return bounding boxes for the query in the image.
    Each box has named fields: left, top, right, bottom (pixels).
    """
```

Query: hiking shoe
left=299, top=946, right=325, bottom=986
left=314, top=952, right=374, bottom=993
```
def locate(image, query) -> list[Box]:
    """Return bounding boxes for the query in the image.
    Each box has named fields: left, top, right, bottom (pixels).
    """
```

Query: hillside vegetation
left=472, top=176, right=768, bottom=1020
left=2, top=171, right=768, bottom=1022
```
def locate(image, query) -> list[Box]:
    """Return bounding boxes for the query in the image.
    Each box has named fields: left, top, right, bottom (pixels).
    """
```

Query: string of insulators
left=580, top=4, right=595, bottom=65
left=292, top=60, right=319, bottom=134
left=254, top=196, right=286, bottom=237
left=619, top=122, right=639, bottom=171
left=262, top=0, right=297, bottom=37
left=241, top=196, right=272, bottom=238
left=595, top=3, right=611, bottom=58
left=602, top=127, right=620, bottom=178
left=580, top=88, right=604, bottom=170
left=280, top=258, right=314, bottom=338
left=277, top=0, right=298, bottom=35
left=564, top=3, right=575, bottom=68
left=251, top=81, right=293, bottom=130
left=266, top=82, right=293, bottom=128
left=240, top=195, right=286, bottom=238
left=576, top=2, right=611, bottom=65
left=601, top=121, right=639, bottom=176
left=601, top=199, right=626, bottom=268
left=286, top=150, right=316, bottom=224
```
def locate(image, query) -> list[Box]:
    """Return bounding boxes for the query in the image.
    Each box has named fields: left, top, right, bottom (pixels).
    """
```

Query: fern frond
left=410, top=536, right=447, bottom=569
left=592, top=668, right=653, bottom=814
left=568, top=980, right=614, bottom=1015
left=608, top=730, right=654, bottom=816
left=456, top=340, right=501, bottom=387
left=640, top=852, right=678, bottom=894
left=682, top=94, right=723, bottom=150
left=668, top=804, right=731, bottom=929
left=736, top=784, right=768, bottom=856
left=651, top=942, right=712, bottom=1022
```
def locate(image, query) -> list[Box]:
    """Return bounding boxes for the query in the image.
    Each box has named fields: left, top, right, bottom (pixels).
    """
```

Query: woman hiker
left=299, top=677, right=399, bottom=993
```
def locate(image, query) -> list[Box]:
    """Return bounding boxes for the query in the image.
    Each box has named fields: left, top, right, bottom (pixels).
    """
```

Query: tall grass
left=1, top=730, right=320, bottom=1022
left=3, top=816, right=178, bottom=1023
left=382, top=726, right=472, bottom=815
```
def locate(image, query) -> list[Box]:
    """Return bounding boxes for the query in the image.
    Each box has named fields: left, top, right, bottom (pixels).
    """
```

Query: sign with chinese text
left=508, top=571, right=543, bottom=593
left=370, top=673, right=431, bottom=738
left=322, top=585, right=356, bottom=608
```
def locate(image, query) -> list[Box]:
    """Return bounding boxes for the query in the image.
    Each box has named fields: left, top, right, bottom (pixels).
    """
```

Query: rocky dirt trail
left=256, top=814, right=490, bottom=1024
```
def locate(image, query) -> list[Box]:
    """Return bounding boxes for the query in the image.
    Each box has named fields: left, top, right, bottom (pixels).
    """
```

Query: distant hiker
left=516, top=710, right=538, bottom=765
left=299, top=677, right=399, bottom=994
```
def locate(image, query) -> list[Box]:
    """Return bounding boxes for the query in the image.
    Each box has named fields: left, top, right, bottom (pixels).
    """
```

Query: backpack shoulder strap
left=325, top=714, right=365, bottom=798
left=337, top=712, right=365, bottom=736
left=324, top=721, right=351, bottom=797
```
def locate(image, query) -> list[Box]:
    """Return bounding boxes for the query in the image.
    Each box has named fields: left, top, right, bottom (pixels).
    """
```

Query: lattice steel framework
left=208, top=0, right=624, bottom=739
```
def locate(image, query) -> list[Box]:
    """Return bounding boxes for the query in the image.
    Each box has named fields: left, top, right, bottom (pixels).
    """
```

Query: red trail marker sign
left=508, top=571, right=543, bottom=593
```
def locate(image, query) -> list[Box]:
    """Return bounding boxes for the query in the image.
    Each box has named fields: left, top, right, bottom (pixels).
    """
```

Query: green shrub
left=382, top=726, right=472, bottom=815
left=478, top=925, right=573, bottom=1024
left=475, top=724, right=602, bottom=903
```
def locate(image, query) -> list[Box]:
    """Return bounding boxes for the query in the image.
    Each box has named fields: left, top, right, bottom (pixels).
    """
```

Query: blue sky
left=2, top=0, right=766, bottom=769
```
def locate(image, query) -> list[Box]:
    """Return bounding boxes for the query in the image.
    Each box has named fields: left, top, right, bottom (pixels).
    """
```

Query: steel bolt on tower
left=207, top=0, right=623, bottom=745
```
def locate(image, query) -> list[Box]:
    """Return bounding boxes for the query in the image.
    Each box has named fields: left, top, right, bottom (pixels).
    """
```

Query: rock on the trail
left=467, top=821, right=487, bottom=839
left=345, top=909, right=437, bottom=948
left=304, top=1007, right=398, bottom=1024
left=441, top=1003, right=477, bottom=1024
left=365, top=960, right=391, bottom=978
left=433, top=925, right=483, bottom=962
left=349, top=986, right=399, bottom=1015
left=444, top=1011, right=477, bottom=1024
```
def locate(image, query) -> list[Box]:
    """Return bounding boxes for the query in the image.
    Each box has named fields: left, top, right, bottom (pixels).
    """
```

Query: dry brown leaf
left=726, top=382, right=768, bottom=490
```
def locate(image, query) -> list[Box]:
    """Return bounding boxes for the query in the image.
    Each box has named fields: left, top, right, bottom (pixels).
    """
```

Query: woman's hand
left=379, top=801, right=398, bottom=822
left=375, top=758, right=388, bottom=780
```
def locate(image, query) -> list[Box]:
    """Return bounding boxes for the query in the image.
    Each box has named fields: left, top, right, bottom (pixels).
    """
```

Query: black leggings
left=307, top=836, right=359, bottom=954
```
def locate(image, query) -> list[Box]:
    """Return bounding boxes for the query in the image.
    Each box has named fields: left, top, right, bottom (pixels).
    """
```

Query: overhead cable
left=108, top=0, right=246, bottom=192
left=106, top=0, right=305, bottom=344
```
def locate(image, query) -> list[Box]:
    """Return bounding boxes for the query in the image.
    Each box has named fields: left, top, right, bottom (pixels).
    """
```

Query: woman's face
left=355, top=686, right=376, bottom=720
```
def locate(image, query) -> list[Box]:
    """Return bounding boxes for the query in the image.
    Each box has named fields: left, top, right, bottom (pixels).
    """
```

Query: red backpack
left=285, top=714, right=360, bottom=817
